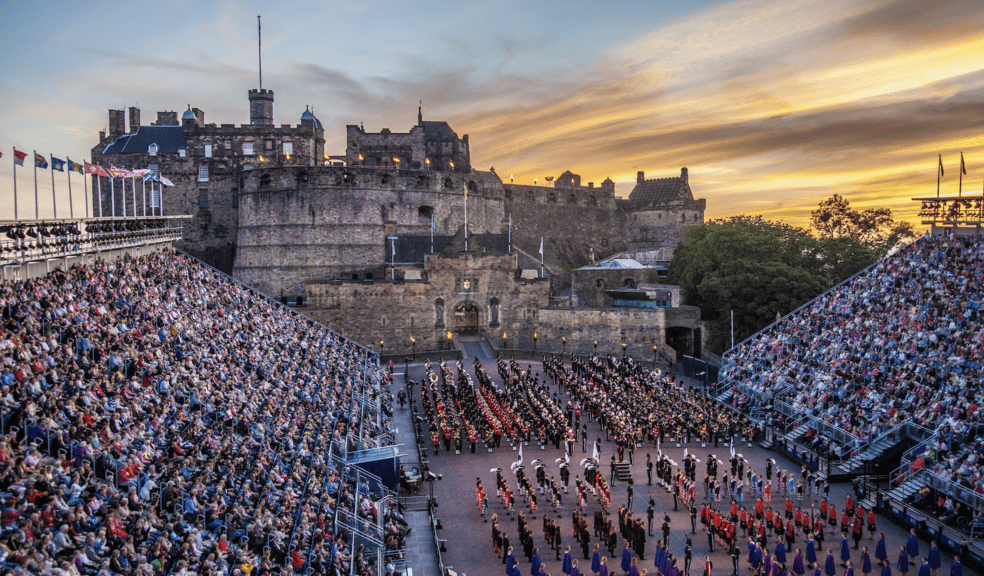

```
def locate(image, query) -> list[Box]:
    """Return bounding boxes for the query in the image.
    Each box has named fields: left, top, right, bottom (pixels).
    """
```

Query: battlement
left=502, top=183, right=615, bottom=209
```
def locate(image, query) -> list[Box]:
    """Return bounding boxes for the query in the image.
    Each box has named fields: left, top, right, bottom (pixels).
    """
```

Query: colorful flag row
left=9, top=148, right=171, bottom=186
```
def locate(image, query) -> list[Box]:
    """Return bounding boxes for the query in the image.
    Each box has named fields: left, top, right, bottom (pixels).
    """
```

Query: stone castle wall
left=234, top=167, right=505, bottom=298
left=502, top=183, right=628, bottom=269
left=536, top=305, right=701, bottom=359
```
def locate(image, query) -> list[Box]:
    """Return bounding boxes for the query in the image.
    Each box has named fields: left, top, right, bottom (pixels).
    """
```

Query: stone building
left=625, top=168, right=706, bottom=259
left=304, top=251, right=549, bottom=352
left=91, top=88, right=326, bottom=272
left=345, top=107, right=471, bottom=172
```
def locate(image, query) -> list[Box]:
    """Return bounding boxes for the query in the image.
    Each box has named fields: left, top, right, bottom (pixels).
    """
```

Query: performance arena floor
left=392, top=356, right=978, bottom=576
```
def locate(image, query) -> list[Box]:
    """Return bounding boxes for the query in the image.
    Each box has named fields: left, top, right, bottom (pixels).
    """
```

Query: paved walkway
left=390, top=367, right=441, bottom=576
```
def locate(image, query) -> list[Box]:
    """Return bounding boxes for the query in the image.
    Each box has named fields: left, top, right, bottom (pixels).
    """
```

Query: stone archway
left=453, top=301, right=480, bottom=332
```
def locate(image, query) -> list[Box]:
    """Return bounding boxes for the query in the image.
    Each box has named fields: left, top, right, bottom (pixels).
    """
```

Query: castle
left=91, top=86, right=707, bottom=357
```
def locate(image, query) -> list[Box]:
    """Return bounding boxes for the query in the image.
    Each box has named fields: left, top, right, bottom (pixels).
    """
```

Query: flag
left=130, top=168, right=151, bottom=177
left=35, top=153, right=48, bottom=169
left=539, top=237, right=543, bottom=256
left=13, top=149, right=27, bottom=167
left=961, top=152, right=967, bottom=175
left=143, top=173, right=160, bottom=184
left=517, top=442, right=523, bottom=466
left=939, top=154, right=944, bottom=177
left=108, top=166, right=129, bottom=178
left=463, top=182, right=467, bottom=199
left=84, top=162, right=111, bottom=177
left=391, top=239, right=396, bottom=258
left=158, top=175, right=174, bottom=187
left=68, top=159, right=84, bottom=174
left=431, top=215, right=437, bottom=233
left=51, top=156, right=65, bottom=172
left=592, top=439, right=599, bottom=463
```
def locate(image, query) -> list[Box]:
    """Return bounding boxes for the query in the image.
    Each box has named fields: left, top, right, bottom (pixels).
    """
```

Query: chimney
left=156, top=111, right=179, bottom=126
left=193, top=108, right=205, bottom=125
left=128, top=107, right=140, bottom=132
left=588, top=182, right=594, bottom=188
left=108, top=109, right=125, bottom=139
left=637, top=171, right=645, bottom=183
left=681, top=167, right=688, bottom=183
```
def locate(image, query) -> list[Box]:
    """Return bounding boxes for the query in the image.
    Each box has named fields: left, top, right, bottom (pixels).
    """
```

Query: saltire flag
left=51, top=156, right=66, bottom=172
left=13, top=149, right=27, bottom=166
left=84, top=162, right=111, bottom=177
left=431, top=215, right=437, bottom=233
left=961, top=152, right=967, bottom=175
left=68, top=159, right=84, bottom=174
left=939, top=154, right=944, bottom=177
left=35, top=153, right=48, bottom=169
left=142, top=173, right=160, bottom=184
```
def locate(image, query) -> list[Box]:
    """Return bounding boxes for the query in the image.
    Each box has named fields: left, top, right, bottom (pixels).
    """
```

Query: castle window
left=148, top=144, right=158, bottom=156
left=418, top=206, right=434, bottom=223
left=504, top=189, right=512, bottom=199
left=282, top=142, right=293, bottom=156
left=596, top=279, right=605, bottom=288
left=526, top=191, right=535, bottom=202
left=243, top=142, right=254, bottom=156
left=568, top=193, right=577, bottom=204
left=243, top=163, right=254, bottom=171
left=443, top=178, right=453, bottom=189
left=547, top=192, right=557, bottom=203
left=265, top=140, right=273, bottom=151
left=296, top=171, right=308, bottom=186
left=467, top=181, right=477, bottom=192
left=588, top=195, right=597, bottom=206
left=435, top=298, right=445, bottom=326
left=623, top=278, right=637, bottom=289
left=204, top=144, right=213, bottom=158
left=198, top=189, right=209, bottom=208
left=416, top=175, right=429, bottom=187
left=198, top=166, right=208, bottom=182
left=178, top=149, right=186, bottom=158
left=259, top=174, right=272, bottom=187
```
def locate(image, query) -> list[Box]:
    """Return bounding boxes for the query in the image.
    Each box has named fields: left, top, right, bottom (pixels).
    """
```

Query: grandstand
left=0, top=223, right=405, bottom=576
left=717, top=235, right=984, bottom=563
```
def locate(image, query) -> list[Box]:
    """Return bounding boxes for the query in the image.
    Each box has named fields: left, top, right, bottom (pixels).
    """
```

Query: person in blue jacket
left=897, top=547, right=910, bottom=576
left=566, top=545, right=575, bottom=575
left=592, top=543, right=601, bottom=575
left=860, top=546, right=872, bottom=576
left=841, top=534, right=851, bottom=566
left=793, top=550, right=805, bottom=576
left=749, top=541, right=758, bottom=569
left=622, top=542, right=632, bottom=575
left=881, top=563, right=891, bottom=576
left=508, top=547, right=517, bottom=572
left=948, top=555, right=961, bottom=576
left=875, top=534, right=888, bottom=568
left=776, top=540, right=787, bottom=565
left=905, top=530, right=919, bottom=566
left=825, top=550, right=837, bottom=576
left=655, top=541, right=665, bottom=573
left=532, top=547, right=542, bottom=576
left=807, top=536, right=818, bottom=569
left=844, top=561, right=854, bottom=576
left=927, top=541, right=940, bottom=576
left=917, top=558, right=930, bottom=576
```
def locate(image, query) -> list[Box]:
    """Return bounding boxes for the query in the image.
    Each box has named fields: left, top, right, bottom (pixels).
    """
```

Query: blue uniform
left=566, top=550, right=574, bottom=574
left=807, top=540, right=818, bottom=565
left=841, top=538, right=852, bottom=563
left=906, top=535, right=919, bottom=559
left=776, top=542, right=787, bottom=565
left=861, top=551, right=872, bottom=574
left=794, top=552, right=806, bottom=576
left=592, top=550, right=601, bottom=574
left=532, top=552, right=542, bottom=576
left=927, top=546, right=940, bottom=571
left=875, top=539, right=888, bottom=565
left=898, top=551, right=910, bottom=574
left=881, top=566, right=892, bottom=576
left=918, top=562, right=931, bottom=576
left=622, top=548, right=632, bottom=574
left=949, top=561, right=961, bottom=576
left=825, top=554, right=837, bottom=576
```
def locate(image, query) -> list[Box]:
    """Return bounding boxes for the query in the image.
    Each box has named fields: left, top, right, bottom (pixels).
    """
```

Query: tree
left=668, top=214, right=879, bottom=353
left=810, top=194, right=914, bottom=254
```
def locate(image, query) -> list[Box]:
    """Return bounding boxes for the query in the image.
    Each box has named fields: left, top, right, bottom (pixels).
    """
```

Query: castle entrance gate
left=454, top=303, right=479, bottom=332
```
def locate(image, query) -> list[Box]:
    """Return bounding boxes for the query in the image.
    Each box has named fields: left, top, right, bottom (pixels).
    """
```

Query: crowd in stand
left=0, top=249, right=400, bottom=576
left=722, top=236, right=984, bottom=445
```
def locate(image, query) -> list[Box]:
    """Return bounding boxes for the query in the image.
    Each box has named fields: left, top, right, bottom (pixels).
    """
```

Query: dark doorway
left=454, top=302, right=479, bottom=332
left=665, top=326, right=693, bottom=358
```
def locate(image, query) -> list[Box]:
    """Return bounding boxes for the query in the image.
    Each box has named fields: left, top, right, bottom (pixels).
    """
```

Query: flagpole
left=463, top=183, right=468, bottom=252
left=83, top=168, right=89, bottom=219
left=959, top=152, right=964, bottom=197
left=508, top=213, right=512, bottom=252
left=131, top=176, right=136, bottom=218
left=430, top=213, right=434, bottom=254
left=110, top=176, right=115, bottom=217
left=122, top=175, right=127, bottom=218
left=50, top=156, right=57, bottom=219
left=97, top=176, right=103, bottom=218
left=142, top=177, right=147, bottom=216
left=66, top=160, right=74, bottom=219
left=12, top=148, right=18, bottom=220
left=938, top=154, right=942, bottom=198
left=33, top=150, right=39, bottom=219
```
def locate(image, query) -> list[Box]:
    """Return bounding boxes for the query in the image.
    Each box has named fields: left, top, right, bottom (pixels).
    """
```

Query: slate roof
left=301, top=107, right=323, bottom=130
left=627, top=176, right=693, bottom=208
left=579, top=258, right=648, bottom=270
left=420, top=121, right=457, bottom=140
left=102, top=126, right=188, bottom=155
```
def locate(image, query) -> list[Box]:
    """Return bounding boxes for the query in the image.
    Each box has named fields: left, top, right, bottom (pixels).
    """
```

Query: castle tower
left=248, top=88, right=274, bottom=126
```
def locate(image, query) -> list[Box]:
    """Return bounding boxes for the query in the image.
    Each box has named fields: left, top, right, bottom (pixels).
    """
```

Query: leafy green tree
left=810, top=194, right=914, bottom=253
left=668, top=213, right=881, bottom=353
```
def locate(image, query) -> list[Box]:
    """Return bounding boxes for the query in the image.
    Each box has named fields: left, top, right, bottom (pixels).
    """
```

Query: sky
left=1, top=0, right=982, bottom=228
